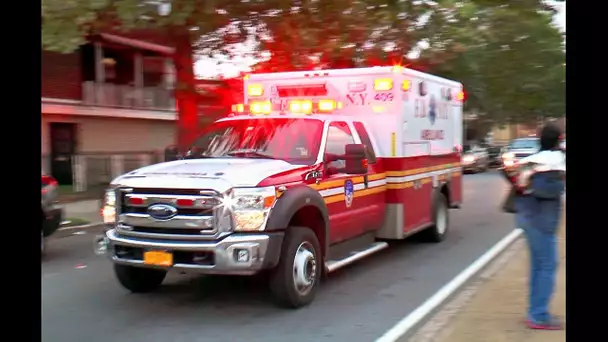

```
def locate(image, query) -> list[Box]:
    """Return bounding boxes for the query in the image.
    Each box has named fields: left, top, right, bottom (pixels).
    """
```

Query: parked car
left=462, top=143, right=489, bottom=173
left=41, top=173, right=63, bottom=255
left=501, top=137, right=540, bottom=167
left=484, top=145, right=504, bottom=168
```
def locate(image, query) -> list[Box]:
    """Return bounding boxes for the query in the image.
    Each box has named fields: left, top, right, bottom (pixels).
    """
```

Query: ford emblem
left=147, top=204, right=178, bottom=220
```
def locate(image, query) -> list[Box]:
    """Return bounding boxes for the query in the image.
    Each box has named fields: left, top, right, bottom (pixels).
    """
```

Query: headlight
left=224, top=186, right=276, bottom=232
left=463, top=155, right=475, bottom=162
left=102, top=189, right=117, bottom=224
left=502, top=152, right=514, bottom=160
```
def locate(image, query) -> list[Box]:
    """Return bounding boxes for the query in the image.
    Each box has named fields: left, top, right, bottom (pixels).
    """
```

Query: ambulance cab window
left=324, top=122, right=355, bottom=170
left=186, top=118, right=324, bottom=165
left=353, top=122, right=377, bottom=164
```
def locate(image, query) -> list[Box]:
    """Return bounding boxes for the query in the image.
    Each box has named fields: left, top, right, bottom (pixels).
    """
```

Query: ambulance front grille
left=115, top=188, right=223, bottom=240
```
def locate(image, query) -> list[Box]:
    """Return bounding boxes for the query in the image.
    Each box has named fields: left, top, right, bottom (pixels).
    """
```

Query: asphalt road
left=42, top=171, right=514, bottom=342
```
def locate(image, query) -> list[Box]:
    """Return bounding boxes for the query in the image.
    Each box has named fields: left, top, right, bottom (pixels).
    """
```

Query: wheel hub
left=436, top=202, right=447, bottom=234
left=293, top=242, right=317, bottom=295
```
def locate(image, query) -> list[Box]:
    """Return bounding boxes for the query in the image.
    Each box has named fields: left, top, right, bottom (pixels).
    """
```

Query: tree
left=43, top=0, right=450, bottom=147
left=250, top=0, right=448, bottom=71
left=43, top=0, right=564, bottom=145
left=421, top=0, right=565, bottom=126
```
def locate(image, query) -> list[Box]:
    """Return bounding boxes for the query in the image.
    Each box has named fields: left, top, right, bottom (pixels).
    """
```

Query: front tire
left=114, top=264, right=167, bottom=293
left=269, top=226, right=322, bottom=308
left=41, top=231, right=45, bottom=257
left=421, top=193, right=449, bottom=243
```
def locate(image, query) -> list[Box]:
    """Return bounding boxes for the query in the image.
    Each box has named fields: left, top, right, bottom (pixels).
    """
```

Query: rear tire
left=114, top=264, right=167, bottom=293
left=421, top=193, right=449, bottom=243
left=269, top=226, right=322, bottom=308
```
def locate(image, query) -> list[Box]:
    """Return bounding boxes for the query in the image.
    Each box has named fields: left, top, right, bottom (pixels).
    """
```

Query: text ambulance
left=100, top=66, right=464, bottom=308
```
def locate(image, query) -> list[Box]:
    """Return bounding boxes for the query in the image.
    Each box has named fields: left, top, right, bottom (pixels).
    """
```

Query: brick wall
left=42, top=50, right=82, bottom=100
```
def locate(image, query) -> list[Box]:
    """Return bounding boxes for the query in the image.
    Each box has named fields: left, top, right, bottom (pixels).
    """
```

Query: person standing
left=505, top=123, right=566, bottom=330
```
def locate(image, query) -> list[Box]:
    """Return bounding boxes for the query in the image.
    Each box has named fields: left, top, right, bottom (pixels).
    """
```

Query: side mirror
left=164, top=145, right=182, bottom=161
left=343, top=144, right=368, bottom=175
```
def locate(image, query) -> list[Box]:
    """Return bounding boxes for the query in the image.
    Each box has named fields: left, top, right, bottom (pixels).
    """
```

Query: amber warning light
left=231, top=99, right=342, bottom=116
left=457, top=90, right=466, bottom=102
left=247, top=84, right=264, bottom=97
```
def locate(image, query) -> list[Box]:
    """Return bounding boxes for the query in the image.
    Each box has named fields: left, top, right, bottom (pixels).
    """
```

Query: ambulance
left=100, top=66, right=464, bottom=308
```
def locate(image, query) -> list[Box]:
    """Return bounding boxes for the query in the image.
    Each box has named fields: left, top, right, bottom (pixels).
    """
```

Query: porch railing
left=82, top=81, right=175, bottom=111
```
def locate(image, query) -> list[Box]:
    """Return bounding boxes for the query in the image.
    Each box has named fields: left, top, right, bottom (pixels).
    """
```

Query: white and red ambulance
left=101, top=66, right=464, bottom=308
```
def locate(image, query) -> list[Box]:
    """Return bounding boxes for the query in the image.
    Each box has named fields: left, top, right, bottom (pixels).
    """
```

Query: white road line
left=374, top=228, right=523, bottom=342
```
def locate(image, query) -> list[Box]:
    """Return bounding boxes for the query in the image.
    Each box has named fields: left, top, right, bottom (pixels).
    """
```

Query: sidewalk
left=415, top=218, right=566, bottom=342
left=62, top=199, right=102, bottom=225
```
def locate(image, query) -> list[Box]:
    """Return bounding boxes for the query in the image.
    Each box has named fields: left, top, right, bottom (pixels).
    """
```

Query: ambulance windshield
left=187, top=118, right=324, bottom=165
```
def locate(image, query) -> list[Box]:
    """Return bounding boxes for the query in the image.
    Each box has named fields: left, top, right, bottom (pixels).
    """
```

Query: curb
left=58, top=222, right=104, bottom=231
left=375, top=228, right=524, bottom=342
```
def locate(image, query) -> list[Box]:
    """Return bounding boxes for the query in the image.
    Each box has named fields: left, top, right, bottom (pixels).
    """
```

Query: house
left=489, top=117, right=566, bottom=145
left=42, top=32, right=178, bottom=186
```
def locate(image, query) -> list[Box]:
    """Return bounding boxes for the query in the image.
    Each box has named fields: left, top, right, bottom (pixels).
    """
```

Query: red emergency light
left=176, top=198, right=195, bottom=207
left=128, top=197, right=145, bottom=206
left=276, top=84, right=328, bottom=97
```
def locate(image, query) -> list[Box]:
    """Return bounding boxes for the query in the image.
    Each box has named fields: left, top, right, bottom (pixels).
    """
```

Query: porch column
left=134, top=52, right=144, bottom=107
left=94, top=42, right=105, bottom=104
left=110, top=155, right=124, bottom=179
left=164, top=58, right=176, bottom=110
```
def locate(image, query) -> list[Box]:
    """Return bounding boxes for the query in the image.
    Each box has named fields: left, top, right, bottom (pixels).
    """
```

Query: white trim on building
left=42, top=98, right=177, bottom=121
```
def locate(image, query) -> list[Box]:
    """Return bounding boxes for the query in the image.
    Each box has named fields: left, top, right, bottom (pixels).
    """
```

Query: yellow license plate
left=143, top=251, right=173, bottom=266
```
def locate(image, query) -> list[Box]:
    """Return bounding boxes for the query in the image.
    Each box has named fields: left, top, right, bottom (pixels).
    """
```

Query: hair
left=539, top=122, right=562, bottom=151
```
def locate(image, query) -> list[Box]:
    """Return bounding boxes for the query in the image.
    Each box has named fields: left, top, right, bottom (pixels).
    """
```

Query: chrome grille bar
left=123, top=193, right=220, bottom=209
left=119, top=213, right=214, bottom=230
left=115, top=188, right=225, bottom=240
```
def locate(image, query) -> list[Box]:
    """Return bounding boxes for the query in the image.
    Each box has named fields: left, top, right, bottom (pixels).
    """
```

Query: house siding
left=42, top=50, right=82, bottom=100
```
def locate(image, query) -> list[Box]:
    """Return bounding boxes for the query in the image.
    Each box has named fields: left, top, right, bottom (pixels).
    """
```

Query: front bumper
left=462, top=161, right=477, bottom=171
left=105, top=229, right=284, bottom=275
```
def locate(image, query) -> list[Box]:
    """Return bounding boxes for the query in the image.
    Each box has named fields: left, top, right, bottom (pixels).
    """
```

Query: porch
left=80, top=33, right=176, bottom=111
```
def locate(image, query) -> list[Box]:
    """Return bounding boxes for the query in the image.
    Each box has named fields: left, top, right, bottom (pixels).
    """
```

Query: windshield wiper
left=225, top=149, right=276, bottom=159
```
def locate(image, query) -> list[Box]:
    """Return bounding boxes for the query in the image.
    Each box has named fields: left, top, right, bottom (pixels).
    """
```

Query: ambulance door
left=322, top=121, right=367, bottom=244
left=352, top=121, right=386, bottom=233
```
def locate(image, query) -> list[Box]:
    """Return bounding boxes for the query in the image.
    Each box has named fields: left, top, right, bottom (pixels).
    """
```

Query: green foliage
left=42, top=0, right=565, bottom=125
left=426, top=0, right=565, bottom=124
left=42, top=0, right=269, bottom=53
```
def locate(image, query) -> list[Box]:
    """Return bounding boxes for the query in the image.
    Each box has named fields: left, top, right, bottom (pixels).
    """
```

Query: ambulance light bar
left=374, top=78, right=393, bottom=91
left=318, top=99, right=341, bottom=111
left=251, top=101, right=272, bottom=114
left=231, top=99, right=342, bottom=116
left=289, top=100, right=313, bottom=114
left=277, top=84, right=327, bottom=97
left=247, top=84, right=264, bottom=97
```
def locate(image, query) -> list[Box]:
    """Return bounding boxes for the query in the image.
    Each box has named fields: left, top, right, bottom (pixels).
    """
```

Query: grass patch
left=60, top=218, right=91, bottom=227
